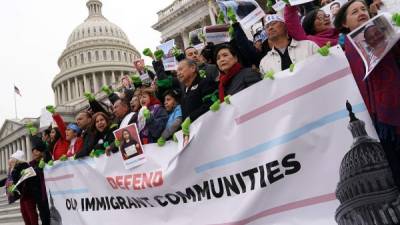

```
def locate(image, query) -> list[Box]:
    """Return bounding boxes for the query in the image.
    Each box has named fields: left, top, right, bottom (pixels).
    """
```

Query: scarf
left=218, top=62, right=242, bottom=102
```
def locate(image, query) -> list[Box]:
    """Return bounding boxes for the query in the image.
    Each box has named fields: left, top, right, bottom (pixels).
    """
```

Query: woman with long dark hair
left=91, top=112, right=118, bottom=156
left=120, top=129, right=142, bottom=160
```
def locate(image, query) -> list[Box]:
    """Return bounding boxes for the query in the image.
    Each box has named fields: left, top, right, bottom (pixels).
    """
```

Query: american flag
left=14, top=85, right=21, bottom=96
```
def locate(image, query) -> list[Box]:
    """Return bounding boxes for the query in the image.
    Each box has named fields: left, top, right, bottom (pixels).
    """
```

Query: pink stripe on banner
left=46, top=174, right=74, bottom=181
left=209, top=193, right=337, bottom=225
left=235, top=67, right=351, bottom=125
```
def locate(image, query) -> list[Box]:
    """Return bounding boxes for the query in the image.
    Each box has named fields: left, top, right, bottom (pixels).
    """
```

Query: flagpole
left=13, top=83, right=18, bottom=119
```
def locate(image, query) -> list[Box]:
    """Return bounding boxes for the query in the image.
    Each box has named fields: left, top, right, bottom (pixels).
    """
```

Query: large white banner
left=44, top=47, right=380, bottom=225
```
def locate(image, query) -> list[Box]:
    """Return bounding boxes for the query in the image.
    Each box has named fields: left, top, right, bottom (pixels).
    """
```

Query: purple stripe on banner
left=235, top=67, right=351, bottom=125
left=208, top=193, right=337, bottom=225
left=46, top=174, right=74, bottom=182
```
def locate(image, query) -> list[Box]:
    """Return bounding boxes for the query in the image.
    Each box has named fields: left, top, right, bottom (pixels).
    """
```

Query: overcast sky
left=0, top=0, right=173, bottom=127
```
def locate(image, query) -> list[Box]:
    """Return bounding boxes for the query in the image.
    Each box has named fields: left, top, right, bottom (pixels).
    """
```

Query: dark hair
left=50, top=128, right=61, bottom=140
left=334, top=0, right=369, bottom=34
left=115, top=97, right=130, bottom=108
left=78, top=111, right=92, bottom=119
left=163, top=89, right=181, bottom=103
left=179, top=58, right=198, bottom=72
left=200, top=42, right=216, bottom=64
left=184, top=46, right=196, bottom=52
left=363, top=24, right=379, bottom=44
left=302, top=9, right=320, bottom=35
left=44, top=128, right=51, bottom=136
left=330, top=2, right=340, bottom=9
left=121, top=129, right=133, bottom=141
left=92, top=112, right=110, bottom=132
left=213, top=43, right=238, bottom=65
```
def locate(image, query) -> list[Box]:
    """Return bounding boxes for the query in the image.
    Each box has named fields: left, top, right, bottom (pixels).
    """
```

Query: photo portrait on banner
left=113, top=123, right=146, bottom=169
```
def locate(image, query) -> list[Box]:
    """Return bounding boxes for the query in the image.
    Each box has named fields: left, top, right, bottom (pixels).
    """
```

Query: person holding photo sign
left=334, top=0, right=400, bottom=188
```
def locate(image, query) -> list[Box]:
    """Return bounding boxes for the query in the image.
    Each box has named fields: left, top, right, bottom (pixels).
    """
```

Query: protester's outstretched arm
left=284, top=5, right=308, bottom=42
left=152, top=59, right=169, bottom=80
left=161, top=117, right=182, bottom=140
left=47, top=106, right=67, bottom=140
left=232, top=22, right=261, bottom=66
left=147, top=107, right=169, bottom=140
left=85, top=93, right=109, bottom=115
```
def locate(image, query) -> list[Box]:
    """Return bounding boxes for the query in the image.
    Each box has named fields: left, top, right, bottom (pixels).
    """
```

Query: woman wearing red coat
left=47, top=106, right=84, bottom=160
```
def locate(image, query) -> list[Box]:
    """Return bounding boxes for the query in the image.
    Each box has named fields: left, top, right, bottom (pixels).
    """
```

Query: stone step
left=0, top=213, right=24, bottom=224
left=0, top=197, right=9, bottom=204
left=0, top=201, right=19, bottom=210
left=0, top=223, right=24, bottom=225
left=0, top=206, right=20, bottom=216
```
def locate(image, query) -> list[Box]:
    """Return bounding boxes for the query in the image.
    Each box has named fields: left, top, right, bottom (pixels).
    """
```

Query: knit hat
left=264, top=14, right=284, bottom=26
left=31, top=136, right=47, bottom=152
left=67, top=123, right=81, bottom=134
left=11, top=150, right=25, bottom=162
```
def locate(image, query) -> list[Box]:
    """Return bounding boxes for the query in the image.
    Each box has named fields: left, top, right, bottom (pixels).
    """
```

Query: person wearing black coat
left=177, top=59, right=218, bottom=121
left=12, top=136, right=50, bottom=225
left=91, top=112, right=118, bottom=155
left=75, top=111, right=97, bottom=159
left=113, top=98, right=137, bottom=129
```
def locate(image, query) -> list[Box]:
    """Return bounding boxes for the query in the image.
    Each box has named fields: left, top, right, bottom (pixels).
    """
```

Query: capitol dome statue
left=335, top=102, right=400, bottom=225
left=52, top=0, right=140, bottom=113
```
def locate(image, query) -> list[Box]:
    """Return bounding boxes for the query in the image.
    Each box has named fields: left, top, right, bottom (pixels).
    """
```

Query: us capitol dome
left=52, top=0, right=140, bottom=116
left=335, top=102, right=400, bottom=225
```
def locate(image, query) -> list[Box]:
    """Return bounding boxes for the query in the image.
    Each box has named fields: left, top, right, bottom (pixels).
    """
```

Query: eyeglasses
left=315, top=14, right=330, bottom=21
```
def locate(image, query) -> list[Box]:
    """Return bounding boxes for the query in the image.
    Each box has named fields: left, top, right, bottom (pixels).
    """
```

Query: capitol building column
left=102, top=71, right=106, bottom=88
left=111, top=71, right=116, bottom=87
left=61, top=83, right=66, bottom=104
left=83, top=74, right=90, bottom=93
left=92, top=72, right=99, bottom=93
left=25, top=135, right=32, bottom=161
left=75, top=77, right=80, bottom=98
left=68, top=79, right=73, bottom=101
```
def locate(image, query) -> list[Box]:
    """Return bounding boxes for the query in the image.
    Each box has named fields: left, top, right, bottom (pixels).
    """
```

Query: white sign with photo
left=113, top=123, right=146, bottom=170
left=288, top=0, right=314, bottom=6
left=347, top=13, right=400, bottom=78
left=217, top=0, right=265, bottom=29
left=139, top=73, right=151, bottom=84
left=157, top=39, right=177, bottom=71
left=321, top=0, right=347, bottom=22
left=204, top=24, right=231, bottom=44
left=40, top=107, right=53, bottom=129
left=14, top=167, right=36, bottom=192
left=273, top=0, right=287, bottom=12
left=189, top=28, right=205, bottom=50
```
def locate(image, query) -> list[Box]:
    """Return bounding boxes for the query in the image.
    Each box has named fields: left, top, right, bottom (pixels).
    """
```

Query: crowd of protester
left=4, top=0, right=400, bottom=224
